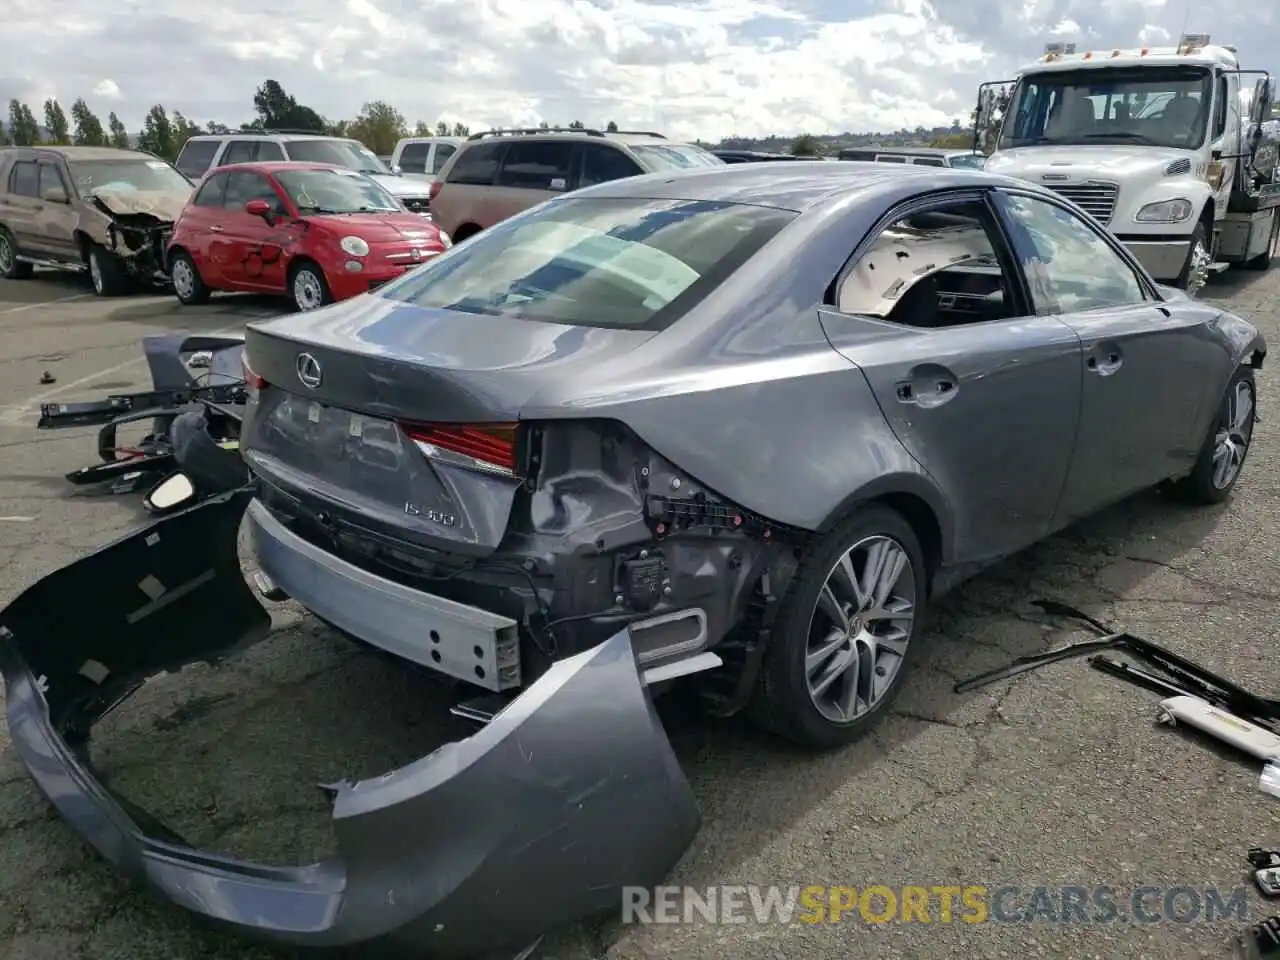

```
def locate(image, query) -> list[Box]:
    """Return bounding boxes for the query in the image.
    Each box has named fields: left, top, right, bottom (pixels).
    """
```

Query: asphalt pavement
left=0, top=267, right=1277, bottom=960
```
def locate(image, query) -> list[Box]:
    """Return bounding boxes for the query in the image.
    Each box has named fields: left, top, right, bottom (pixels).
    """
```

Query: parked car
left=232, top=160, right=1264, bottom=753
left=390, top=136, right=464, bottom=181
left=713, top=149, right=809, bottom=163
left=427, top=126, right=723, bottom=241
left=173, top=133, right=435, bottom=214
left=165, top=161, right=449, bottom=312
left=839, top=146, right=985, bottom=168
left=0, top=145, right=193, bottom=295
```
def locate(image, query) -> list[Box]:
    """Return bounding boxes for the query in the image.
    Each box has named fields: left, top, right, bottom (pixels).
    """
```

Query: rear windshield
left=378, top=197, right=794, bottom=330
left=628, top=143, right=724, bottom=172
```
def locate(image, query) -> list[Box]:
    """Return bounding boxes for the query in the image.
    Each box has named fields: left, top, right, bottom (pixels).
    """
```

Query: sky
left=2, top=0, right=1275, bottom=142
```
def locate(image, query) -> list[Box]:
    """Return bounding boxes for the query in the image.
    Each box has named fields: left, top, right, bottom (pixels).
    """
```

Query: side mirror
left=390, top=164, right=403, bottom=175
left=41, top=186, right=68, bottom=204
left=1250, top=78, right=1272, bottom=124
left=142, top=471, right=197, bottom=514
left=244, top=198, right=272, bottom=219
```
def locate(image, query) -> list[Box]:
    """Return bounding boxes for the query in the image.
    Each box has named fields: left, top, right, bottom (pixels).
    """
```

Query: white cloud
left=0, top=0, right=1274, bottom=140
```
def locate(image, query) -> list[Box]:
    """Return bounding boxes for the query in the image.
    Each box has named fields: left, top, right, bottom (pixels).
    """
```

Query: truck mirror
left=1250, top=78, right=1271, bottom=123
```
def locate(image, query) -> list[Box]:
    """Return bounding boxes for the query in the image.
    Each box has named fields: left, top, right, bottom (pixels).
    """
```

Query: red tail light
left=241, top=354, right=268, bottom=390
left=428, top=180, right=443, bottom=202
left=400, top=422, right=518, bottom=476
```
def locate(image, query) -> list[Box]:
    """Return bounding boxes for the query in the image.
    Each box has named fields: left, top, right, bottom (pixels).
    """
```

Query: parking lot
left=0, top=267, right=1277, bottom=960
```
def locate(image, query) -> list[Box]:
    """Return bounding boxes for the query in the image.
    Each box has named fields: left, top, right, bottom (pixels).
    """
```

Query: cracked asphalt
left=0, top=266, right=1277, bottom=960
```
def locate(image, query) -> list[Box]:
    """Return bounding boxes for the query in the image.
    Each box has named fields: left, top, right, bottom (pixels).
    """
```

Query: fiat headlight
left=438, top=231, right=452, bottom=248
left=1135, top=199, right=1193, bottom=223
left=340, top=235, right=370, bottom=257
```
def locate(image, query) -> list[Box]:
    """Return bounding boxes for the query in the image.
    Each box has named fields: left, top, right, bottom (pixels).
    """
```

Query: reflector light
left=400, top=422, right=519, bottom=476
left=241, top=355, right=267, bottom=390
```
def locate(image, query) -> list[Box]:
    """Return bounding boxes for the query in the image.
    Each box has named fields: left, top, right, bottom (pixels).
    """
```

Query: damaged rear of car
left=0, top=146, right=192, bottom=295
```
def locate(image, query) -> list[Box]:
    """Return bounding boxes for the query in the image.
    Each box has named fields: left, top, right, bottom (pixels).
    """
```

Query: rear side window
left=446, top=141, right=504, bottom=185
left=399, top=142, right=429, bottom=173
left=256, top=141, right=285, bottom=161
left=378, top=197, right=795, bottom=331
left=876, top=155, right=908, bottom=163
left=578, top=144, right=643, bottom=187
left=176, top=139, right=220, bottom=178
left=192, top=172, right=228, bottom=206
left=912, top=156, right=946, bottom=167
left=8, top=161, right=39, bottom=197
left=429, top=143, right=456, bottom=174
left=222, top=140, right=258, bottom=164
left=497, top=141, right=573, bottom=190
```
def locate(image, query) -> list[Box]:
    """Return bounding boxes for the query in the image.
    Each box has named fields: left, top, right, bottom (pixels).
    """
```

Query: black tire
left=289, top=261, right=332, bottom=312
left=168, top=249, right=210, bottom=305
left=1173, top=221, right=1211, bottom=294
left=0, top=226, right=33, bottom=280
left=1247, top=211, right=1280, bottom=270
left=88, top=245, right=130, bottom=297
left=748, top=504, right=927, bottom=749
left=1168, top=365, right=1257, bottom=505
left=452, top=223, right=482, bottom=244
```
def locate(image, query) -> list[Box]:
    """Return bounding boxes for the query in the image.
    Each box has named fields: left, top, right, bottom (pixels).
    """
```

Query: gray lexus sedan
left=239, top=160, right=1264, bottom=750
left=0, top=160, right=1265, bottom=960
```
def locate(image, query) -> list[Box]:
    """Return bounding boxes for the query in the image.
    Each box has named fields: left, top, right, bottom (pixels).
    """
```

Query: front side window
left=283, top=139, right=388, bottom=175
left=38, top=163, right=66, bottom=197
left=67, top=159, right=192, bottom=195
left=222, top=171, right=283, bottom=212
left=429, top=143, right=457, bottom=174
left=399, top=142, right=429, bottom=174
left=379, top=197, right=794, bottom=330
left=192, top=173, right=228, bottom=207
left=222, top=140, right=258, bottom=164
left=997, top=192, right=1147, bottom=313
left=175, top=139, right=219, bottom=178
left=876, top=155, right=908, bottom=163
left=275, top=169, right=399, bottom=214
left=578, top=143, right=644, bottom=187
left=911, top=156, right=946, bottom=167
left=1001, top=66, right=1213, bottom=150
left=628, top=142, right=724, bottom=172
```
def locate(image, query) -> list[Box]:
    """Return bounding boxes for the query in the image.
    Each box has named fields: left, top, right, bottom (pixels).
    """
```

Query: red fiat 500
left=166, top=161, right=450, bottom=311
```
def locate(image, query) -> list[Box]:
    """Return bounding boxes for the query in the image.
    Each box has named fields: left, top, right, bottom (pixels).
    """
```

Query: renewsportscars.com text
left=622, top=884, right=1250, bottom=925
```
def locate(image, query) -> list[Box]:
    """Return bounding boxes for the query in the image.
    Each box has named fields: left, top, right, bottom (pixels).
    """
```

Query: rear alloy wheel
left=1169, top=366, right=1256, bottom=505
left=291, top=264, right=332, bottom=312
left=0, top=227, right=33, bottom=279
left=169, top=251, right=210, bottom=305
left=750, top=505, right=925, bottom=748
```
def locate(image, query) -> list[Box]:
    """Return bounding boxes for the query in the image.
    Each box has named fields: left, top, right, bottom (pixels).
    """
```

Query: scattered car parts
left=0, top=486, right=701, bottom=958
left=38, top=332, right=248, bottom=500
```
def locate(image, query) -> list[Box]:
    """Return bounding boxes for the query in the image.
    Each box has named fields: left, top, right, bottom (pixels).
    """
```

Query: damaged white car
left=0, top=146, right=193, bottom=296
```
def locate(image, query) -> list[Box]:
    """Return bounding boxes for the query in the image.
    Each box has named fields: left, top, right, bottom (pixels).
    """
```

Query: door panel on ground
left=992, top=189, right=1213, bottom=522
left=821, top=195, right=1082, bottom=563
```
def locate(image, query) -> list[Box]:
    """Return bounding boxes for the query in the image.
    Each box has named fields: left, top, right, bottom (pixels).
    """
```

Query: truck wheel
left=1246, top=212, right=1280, bottom=270
left=0, top=227, right=33, bottom=280
left=88, top=246, right=130, bottom=297
left=1173, top=222, right=1211, bottom=296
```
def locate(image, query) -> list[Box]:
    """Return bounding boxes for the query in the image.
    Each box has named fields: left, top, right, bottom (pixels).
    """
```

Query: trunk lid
left=241, top=296, right=657, bottom=554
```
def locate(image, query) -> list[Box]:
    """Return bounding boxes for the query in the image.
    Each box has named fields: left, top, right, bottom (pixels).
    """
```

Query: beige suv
left=428, top=127, right=723, bottom=241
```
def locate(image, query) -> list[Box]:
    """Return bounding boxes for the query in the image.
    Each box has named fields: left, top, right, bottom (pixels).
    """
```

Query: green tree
left=7, top=100, right=40, bottom=145
left=450, top=121, right=470, bottom=137
left=136, top=104, right=175, bottom=159
left=345, top=101, right=407, bottom=154
left=568, top=119, right=585, bottom=129
left=0, top=119, right=5, bottom=146
left=538, top=120, right=550, bottom=129
left=206, top=121, right=233, bottom=135
left=789, top=133, right=821, bottom=156
left=252, top=79, right=326, bottom=131
left=42, top=98, right=69, bottom=143
left=106, top=111, right=130, bottom=148
left=434, top=120, right=449, bottom=136
left=606, top=120, right=618, bottom=132
left=170, top=111, right=202, bottom=156
left=70, top=98, right=106, bottom=145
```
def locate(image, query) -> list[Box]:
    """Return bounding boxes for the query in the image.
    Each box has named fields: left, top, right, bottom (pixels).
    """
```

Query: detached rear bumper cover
left=0, top=488, right=700, bottom=957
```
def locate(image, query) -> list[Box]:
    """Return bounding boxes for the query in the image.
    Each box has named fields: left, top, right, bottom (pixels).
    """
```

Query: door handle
left=209, top=225, right=223, bottom=233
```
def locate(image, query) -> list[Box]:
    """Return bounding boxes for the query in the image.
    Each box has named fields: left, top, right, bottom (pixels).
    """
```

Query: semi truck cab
left=978, top=34, right=1279, bottom=294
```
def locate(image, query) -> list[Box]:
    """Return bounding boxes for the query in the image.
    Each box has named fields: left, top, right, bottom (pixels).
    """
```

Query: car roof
left=574, top=161, right=1019, bottom=211
left=5, top=145, right=158, bottom=161
left=205, top=161, right=348, bottom=176
left=461, top=128, right=685, bottom=147
left=189, top=132, right=358, bottom=142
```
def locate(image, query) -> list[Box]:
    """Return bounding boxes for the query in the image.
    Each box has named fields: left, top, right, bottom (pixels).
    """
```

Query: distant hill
left=709, top=122, right=972, bottom=154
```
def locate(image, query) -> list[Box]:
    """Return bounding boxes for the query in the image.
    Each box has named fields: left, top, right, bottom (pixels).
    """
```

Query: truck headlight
left=340, top=235, right=370, bottom=257
left=1135, top=199, right=1193, bottom=223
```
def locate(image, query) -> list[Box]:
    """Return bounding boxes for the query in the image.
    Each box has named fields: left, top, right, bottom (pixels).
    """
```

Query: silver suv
left=428, top=127, right=723, bottom=241
left=174, top=132, right=434, bottom=213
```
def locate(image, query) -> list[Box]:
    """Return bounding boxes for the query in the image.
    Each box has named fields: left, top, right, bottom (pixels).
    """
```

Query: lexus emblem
left=296, top=352, right=322, bottom=389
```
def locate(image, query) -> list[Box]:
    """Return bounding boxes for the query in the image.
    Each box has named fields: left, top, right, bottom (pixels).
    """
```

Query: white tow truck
left=976, top=34, right=1280, bottom=294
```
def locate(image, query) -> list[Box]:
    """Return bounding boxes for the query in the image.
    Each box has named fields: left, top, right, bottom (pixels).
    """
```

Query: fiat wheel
left=290, top=263, right=332, bottom=312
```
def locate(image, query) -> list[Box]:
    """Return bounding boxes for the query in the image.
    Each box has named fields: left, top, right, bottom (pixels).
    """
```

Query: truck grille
left=400, top=197, right=432, bottom=215
left=1047, top=183, right=1119, bottom=225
